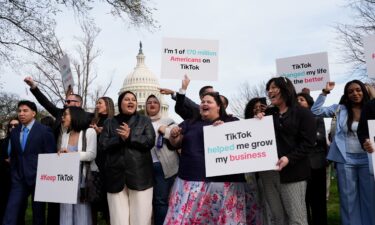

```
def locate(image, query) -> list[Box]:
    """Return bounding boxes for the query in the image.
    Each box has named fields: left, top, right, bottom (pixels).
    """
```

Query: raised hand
left=24, top=76, right=36, bottom=89
left=159, top=88, right=175, bottom=95
left=181, top=74, right=190, bottom=90
left=325, top=82, right=335, bottom=92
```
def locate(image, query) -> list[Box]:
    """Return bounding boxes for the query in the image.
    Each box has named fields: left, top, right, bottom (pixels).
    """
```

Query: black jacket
left=0, top=137, right=11, bottom=179
left=266, top=105, right=317, bottom=183
left=358, top=99, right=375, bottom=148
left=30, top=87, right=64, bottom=139
left=30, top=87, right=93, bottom=139
left=174, top=93, right=200, bottom=120
left=99, top=113, right=156, bottom=193
left=309, top=117, right=327, bottom=169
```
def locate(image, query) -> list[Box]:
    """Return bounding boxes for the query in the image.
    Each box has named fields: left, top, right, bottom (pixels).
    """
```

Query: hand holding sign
left=364, top=139, right=374, bottom=153
left=65, top=85, right=73, bottom=97
left=276, top=156, right=289, bottom=171
left=212, top=120, right=224, bottom=126
left=58, top=148, right=69, bottom=155
left=181, top=74, right=190, bottom=90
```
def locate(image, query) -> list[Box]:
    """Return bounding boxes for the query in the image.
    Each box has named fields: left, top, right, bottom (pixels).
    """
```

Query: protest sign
left=161, top=37, right=219, bottom=80
left=364, top=35, right=375, bottom=79
left=276, top=52, right=330, bottom=92
left=204, top=116, right=278, bottom=177
left=58, top=55, right=74, bottom=92
left=34, top=153, right=80, bottom=204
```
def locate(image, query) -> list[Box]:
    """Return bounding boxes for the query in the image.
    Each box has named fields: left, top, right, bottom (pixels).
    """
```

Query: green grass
left=327, top=177, right=340, bottom=225
left=25, top=179, right=341, bottom=224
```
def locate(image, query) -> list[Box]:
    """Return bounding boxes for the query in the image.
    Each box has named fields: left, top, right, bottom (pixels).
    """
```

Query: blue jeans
left=153, top=162, right=175, bottom=225
left=336, top=162, right=375, bottom=225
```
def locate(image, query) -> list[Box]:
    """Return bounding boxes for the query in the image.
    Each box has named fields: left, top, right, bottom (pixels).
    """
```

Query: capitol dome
left=119, top=42, right=169, bottom=116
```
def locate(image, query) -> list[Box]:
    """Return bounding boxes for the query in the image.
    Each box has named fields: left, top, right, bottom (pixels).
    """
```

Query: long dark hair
left=342, top=80, right=370, bottom=132
left=6, top=117, right=19, bottom=137
left=266, top=77, right=297, bottom=108
left=64, top=106, right=90, bottom=132
left=244, top=97, right=263, bottom=119
left=296, top=93, right=314, bottom=109
left=117, top=91, right=137, bottom=115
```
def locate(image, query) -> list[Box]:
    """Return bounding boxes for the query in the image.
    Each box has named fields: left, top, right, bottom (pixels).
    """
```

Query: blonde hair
left=92, top=96, right=115, bottom=124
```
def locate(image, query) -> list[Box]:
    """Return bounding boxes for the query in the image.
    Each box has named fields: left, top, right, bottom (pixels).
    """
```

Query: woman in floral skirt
left=164, top=92, right=261, bottom=225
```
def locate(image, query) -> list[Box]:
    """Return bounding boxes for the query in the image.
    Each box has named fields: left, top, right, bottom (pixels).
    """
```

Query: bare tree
left=72, top=22, right=101, bottom=109
left=0, top=0, right=158, bottom=73
left=0, top=92, right=19, bottom=124
left=336, top=0, right=375, bottom=78
left=31, top=22, right=113, bottom=110
left=230, top=81, right=267, bottom=118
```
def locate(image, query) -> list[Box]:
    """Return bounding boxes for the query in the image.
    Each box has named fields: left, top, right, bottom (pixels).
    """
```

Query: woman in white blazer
left=58, top=106, right=98, bottom=225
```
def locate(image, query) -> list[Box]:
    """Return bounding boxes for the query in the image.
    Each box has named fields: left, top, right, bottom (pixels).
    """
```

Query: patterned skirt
left=164, top=177, right=261, bottom=225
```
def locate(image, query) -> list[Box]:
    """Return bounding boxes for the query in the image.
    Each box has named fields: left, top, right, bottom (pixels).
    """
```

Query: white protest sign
left=34, top=153, right=80, bottom=204
left=276, top=52, right=330, bottom=92
left=58, top=55, right=74, bottom=92
left=204, top=116, right=278, bottom=177
left=161, top=37, right=219, bottom=81
left=367, top=120, right=375, bottom=179
left=364, top=35, right=375, bottom=79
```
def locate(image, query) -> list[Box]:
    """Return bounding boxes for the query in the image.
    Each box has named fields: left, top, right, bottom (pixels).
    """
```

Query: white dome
left=119, top=43, right=169, bottom=116
left=121, top=53, right=159, bottom=90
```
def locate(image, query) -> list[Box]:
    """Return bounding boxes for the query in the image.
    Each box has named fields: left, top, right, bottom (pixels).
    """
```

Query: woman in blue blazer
left=311, top=80, right=375, bottom=225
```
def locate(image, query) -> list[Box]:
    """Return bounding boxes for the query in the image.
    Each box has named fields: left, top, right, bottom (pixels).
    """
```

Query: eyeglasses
left=65, top=99, right=79, bottom=104
left=9, top=123, right=19, bottom=128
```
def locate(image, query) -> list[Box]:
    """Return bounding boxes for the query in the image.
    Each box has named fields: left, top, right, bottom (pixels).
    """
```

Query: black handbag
left=79, top=130, right=103, bottom=203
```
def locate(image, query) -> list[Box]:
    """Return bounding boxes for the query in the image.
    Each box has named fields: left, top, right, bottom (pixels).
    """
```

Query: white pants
left=107, top=186, right=153, bottom=225
left=60, top=202, right=92, bottom=225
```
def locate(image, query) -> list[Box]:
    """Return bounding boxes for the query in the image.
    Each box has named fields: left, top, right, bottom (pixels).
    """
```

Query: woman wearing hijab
left=100, top=91, right=155, bottom=225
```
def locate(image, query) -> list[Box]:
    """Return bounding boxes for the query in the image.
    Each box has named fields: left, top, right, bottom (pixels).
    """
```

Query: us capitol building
left=119, top=42, right=169, bottom=116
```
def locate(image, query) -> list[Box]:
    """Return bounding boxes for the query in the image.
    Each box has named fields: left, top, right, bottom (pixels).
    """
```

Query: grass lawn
left=25, top=178, right=341, bottom=224
left=327, top=177, right=340, bottom=225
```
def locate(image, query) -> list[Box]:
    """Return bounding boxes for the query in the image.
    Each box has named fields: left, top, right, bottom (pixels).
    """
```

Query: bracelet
left=322, top=89, right=330, bottom=94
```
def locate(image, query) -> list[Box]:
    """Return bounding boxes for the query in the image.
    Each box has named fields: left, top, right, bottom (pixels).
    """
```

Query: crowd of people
left=0, top=75, right=375, bottom=225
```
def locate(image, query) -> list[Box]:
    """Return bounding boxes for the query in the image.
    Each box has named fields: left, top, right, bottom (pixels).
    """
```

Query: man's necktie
left=21, top=127, right=29, bottom=151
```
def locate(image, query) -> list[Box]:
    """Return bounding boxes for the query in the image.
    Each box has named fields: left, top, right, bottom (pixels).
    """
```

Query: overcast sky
left=2, top=0, right=357, bottom=120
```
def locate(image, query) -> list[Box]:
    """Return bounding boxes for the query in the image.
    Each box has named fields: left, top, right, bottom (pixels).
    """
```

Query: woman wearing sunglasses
left=0, top=118, right=26, bottom=225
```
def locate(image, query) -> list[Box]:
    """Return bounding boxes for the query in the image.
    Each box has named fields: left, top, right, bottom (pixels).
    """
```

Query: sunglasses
left=65, top=99, right=79, bottom=104
left=9, top=123, right=19, bottom=128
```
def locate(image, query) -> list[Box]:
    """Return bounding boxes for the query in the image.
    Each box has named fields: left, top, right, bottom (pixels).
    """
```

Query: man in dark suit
left=2, top=101, right=56, bottom=225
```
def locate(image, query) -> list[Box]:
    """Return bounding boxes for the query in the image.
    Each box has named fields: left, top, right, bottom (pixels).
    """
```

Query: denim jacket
left=311, top=94, right=348, bottom=163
